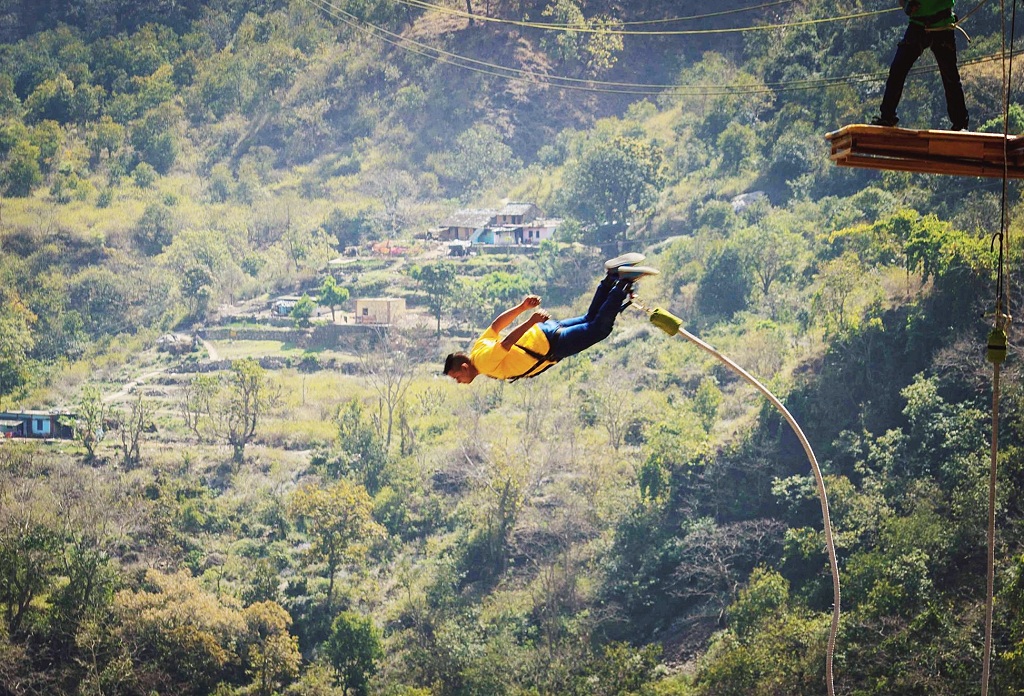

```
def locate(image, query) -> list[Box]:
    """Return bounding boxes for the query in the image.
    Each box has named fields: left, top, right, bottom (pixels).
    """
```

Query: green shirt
left=903, top=0, right=955, bottom=27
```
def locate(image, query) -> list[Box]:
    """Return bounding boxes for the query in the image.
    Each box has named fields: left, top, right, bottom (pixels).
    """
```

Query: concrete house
left=437, top=203, right=558, bottom=248
left=521, top=218, right=561, bottom=244
left=270, top=295, right=304, bottom=316
left=495, top=202, right=541, bottom=226
left=355, top=297, right=406, bottom=325
left=439, top=210, right=497, bottom=241
left=0, top=409, right=76, bottom=439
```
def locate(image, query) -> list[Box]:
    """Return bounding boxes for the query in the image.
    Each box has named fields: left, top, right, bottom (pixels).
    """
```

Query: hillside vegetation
left=1, top=0, right=1024, bottom=694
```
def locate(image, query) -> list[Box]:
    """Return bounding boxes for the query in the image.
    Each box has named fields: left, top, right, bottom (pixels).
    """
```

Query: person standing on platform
left=872, top=0, right=969, bottom=131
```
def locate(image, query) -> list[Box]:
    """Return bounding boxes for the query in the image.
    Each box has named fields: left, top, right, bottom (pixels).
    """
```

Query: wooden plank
left=834, top=153, right=1024, bottom=178
left=826, top=124, right=1024, bottom=178
left=928, top=137, right=985, bottom=158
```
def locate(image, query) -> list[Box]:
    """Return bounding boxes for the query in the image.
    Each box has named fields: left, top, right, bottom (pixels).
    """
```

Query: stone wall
left=198, top=324, right=381, bottom=351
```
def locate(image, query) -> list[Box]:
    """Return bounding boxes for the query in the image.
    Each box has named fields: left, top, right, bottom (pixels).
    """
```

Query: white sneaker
left=617, top=265, right=659, bottom=280
left=604, top=252, right=645, bottom=271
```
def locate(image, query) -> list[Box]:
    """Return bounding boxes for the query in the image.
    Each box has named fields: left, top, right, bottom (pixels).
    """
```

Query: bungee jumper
left=443, top=253, right=658, bottom=384
left=872, top=0, right=969, bottom=130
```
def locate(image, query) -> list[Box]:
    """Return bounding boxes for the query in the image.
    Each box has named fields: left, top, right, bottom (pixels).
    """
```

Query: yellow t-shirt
left=470, top=325, right=553, bottom=380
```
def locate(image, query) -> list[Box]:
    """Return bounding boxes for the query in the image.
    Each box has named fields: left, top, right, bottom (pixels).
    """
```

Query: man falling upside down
left=443, top=253, right=658, bottom=384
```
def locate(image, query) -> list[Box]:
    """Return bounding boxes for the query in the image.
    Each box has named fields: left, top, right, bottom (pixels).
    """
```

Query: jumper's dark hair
left=443, top=352, right=471, bottom=375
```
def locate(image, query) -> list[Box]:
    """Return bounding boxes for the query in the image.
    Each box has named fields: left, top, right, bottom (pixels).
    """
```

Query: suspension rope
left=982, top=1, right=1017, bottom=693
left=633, top=300, right=840, bottom=696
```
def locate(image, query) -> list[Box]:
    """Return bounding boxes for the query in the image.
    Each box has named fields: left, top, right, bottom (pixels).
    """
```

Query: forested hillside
left=1, top=0, right=1023, bottom=694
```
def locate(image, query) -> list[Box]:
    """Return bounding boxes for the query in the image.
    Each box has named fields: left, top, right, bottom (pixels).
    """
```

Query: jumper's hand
left=521, top=295, right=541, bottom=309
left=530, top=310, right=550, bottom=324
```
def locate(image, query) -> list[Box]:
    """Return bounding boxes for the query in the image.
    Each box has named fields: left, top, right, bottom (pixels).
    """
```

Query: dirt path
left=102, top=368, right=168, bottom=404
left=201, top=338, right=220, bottom=360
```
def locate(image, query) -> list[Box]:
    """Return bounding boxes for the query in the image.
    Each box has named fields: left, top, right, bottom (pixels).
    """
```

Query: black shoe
left=870, top=116, right=899, bottom=127
left=951, top=121, right=969, bottom=132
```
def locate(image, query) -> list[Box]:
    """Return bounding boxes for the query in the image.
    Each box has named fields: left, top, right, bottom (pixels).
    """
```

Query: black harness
left=912, top=7, right=955, bottom=28
left=506, top=328, right=562, bottom=382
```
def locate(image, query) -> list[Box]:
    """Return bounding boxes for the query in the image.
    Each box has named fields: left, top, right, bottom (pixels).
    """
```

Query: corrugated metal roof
left=442, top=209, right=496, bottom=228
left=498, top=202, right=537, bottom=216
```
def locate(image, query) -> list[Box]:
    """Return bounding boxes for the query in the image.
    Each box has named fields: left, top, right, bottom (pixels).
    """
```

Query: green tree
left=439, top=124, right=521, bottom=199
left=534, top=240, right=601, bottom=305
left=132, top=160, right=156, bottom=187
left=471, top=271, right=532, bottom=328
left=0, top=293, right=36, bottom=400
left=217, top=358, right=277, bottom=464
left=318, top=275, right=349, bottom=322
left=289, top=480, right=385, bottom=608
left=2, top=139, right=42, bottom=196
left=735, top=223, right=808, bottom=299
left=180, top=265, right=214, bottom=319
left=319, top=399, right=388, bottom=495
left=291, top=294, right=316, bottom=327
left=693, top=377, right=723, bottom=432
left=718, top=122, right=758, bottom=173
left=131, top=103, right=180, bottom=173
left=65, top=386, right=106, bottom=461
left=693, top=567, right=827, bottom=696
left=25, top=274, right=85, bottom=362
left=697, top=246, right=752, bottom=320
left=67, top=266, right=136, bottom=338
left=0, top=486, right=60, bottom=636
left=113, top=569, right=248, bottom=694
left=133, top=202, right=176, bottom=256
left=46, top=466, right=121, bottom=655
left=29, top=119, right=62, bottom=173
left=112, top=394, right=152, bottom=469
left=322, top=206, right=377, bottom=249
left=764, top=123, right=826, bottom=202
left=163, top=228, right=241, bottom=321
left=242, top=601, right=301, bottom=696
left=324, top=611, right=383, bottom=696
left=811, top=251, right=864, bottom=333
left=410, top=262, right=459, bottom=336
left=87, top=115, right=126, bottom=167
left=179, top=374, right=218, bottom=440
left=0, top=74, right=20, bottom=116
left=23, top=73, right=76, bottom=123
left=560, top=134, right=665, bottom=240
left=539, top=0, right=624, bottom=76
left=281, top=226, right=339, bottom=274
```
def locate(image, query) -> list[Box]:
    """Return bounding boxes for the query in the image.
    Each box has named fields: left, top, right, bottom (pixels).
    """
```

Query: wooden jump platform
left=826, top=124, right=1024, bottom=178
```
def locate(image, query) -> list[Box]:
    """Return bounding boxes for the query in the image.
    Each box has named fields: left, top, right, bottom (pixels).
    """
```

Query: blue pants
left=540, top=276, right=629, bottom=361
left=880, top=24, right=968, bottom=127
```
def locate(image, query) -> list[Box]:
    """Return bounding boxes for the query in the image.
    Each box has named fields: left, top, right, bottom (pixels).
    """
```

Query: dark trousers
left=541, top=276, right=629, bottom=360
left=880, top=23, right=968, bottom=127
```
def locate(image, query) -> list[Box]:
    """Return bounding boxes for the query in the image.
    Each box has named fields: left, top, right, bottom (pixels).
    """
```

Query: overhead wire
left=402, top=0, right=802, bottom=27
left=306, top=0, right=1023, bottom=99
left=394, top=0, right=900, bottom=36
